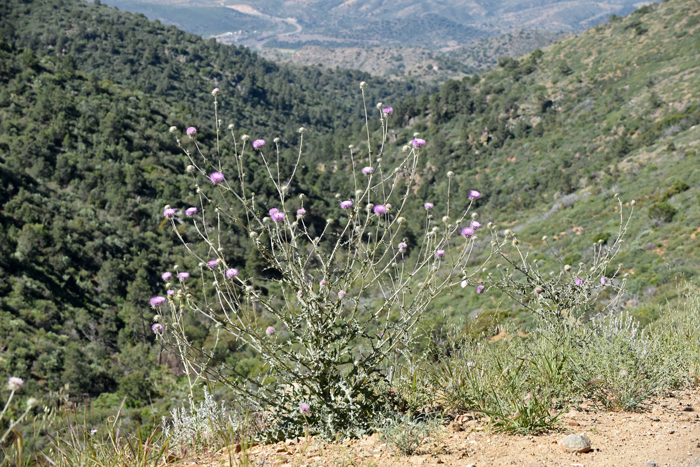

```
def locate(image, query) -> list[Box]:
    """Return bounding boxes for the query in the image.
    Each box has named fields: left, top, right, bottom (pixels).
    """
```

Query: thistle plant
left=479, top=196, right=635, bottom=335
left=152, top=83, right=497, bottom=440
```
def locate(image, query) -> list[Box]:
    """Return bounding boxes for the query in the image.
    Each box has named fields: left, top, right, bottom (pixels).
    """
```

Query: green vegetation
left=0, top=0, right=699, bottom=462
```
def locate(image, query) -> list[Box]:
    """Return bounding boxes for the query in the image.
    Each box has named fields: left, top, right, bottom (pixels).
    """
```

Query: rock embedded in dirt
left=559, top=433, right=592, bottom=453
left=647, top=461, right=659, bottom=467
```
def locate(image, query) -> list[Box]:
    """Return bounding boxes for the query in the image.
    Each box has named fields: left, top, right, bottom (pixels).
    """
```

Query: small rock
left=568, top=421, right=581, bottom=427
left=647, top=461, right=659, bottom=467
left=559, top=433, right=592, bottom=453
left=682, top=406, right=694, bottom=412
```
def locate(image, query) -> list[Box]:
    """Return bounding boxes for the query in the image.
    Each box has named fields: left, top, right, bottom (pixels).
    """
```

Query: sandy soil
left=178, top=389, right=700, bottom=467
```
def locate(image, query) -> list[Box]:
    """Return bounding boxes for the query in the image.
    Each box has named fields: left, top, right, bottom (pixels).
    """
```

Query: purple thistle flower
left=601, top=276, right=607, bottom=286
left=320, top=279, right=327, bottom=286
left=266, top=326, right=276, bottom=336
left=412, top=138, right=425, bottom=148
left=297, top=290, right=303, bottom=297
left=178, top=272, right=190, bottom=280
left=208, top=260, right=218, bottom=268
left=185, top=207, right=198, bottom=216
left=90, top=429, right=98, bottom=435
left=297, top=208, right=306, bottom=216
left=338, top=290, right=346, bottom=299
left=211, top=88, right=219, bottom=95
left=299, top=403, right=310, bottom=415
left=152, top=323, right=164, bottom=333
left=424, top=202, right=434, bottom=210
left=162, top=272, right=172, bottom=281
left=575, top=277, right=584, bottom=286
left=461, top=227, right=474, bottom=238
left=271, top=211, right=285, bottom=222
left=163, top=208, right=176, bottom=218
left=340, top=200, right=353, bottom=210
left=564, top=264, right=571, bottom=271
left=382, top=106, right=393, bottom=115
left=186, top=127, right=197, bottom=137
left=226, top=268, right=239, bottom=278
left=269, top=208, right=279, bottom=216
left=8, top=377, right=24, bottom=390
left=210, top=172, right=225, bottom=184
left=373, top=204, right=387, bottom=215
left=252, top=139, right=265, bottom=149
left=150, top=296, right=167, bottom=307
left=468, top=190, right=481, bottom=200
left=470, top=221, right=482, bottom=230
left=435, top=250, right=446, bottom=258
left=167, top=290, right=174, bottom=295
left=476, top=285, right=484, bottom=294
left=398, top=242, right=407, bottom=251
left=362, top=167, right=374, bottom=175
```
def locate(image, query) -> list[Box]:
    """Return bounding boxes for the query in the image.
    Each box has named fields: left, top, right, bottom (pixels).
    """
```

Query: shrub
left=154, top=85, right=497, bottom=440
left=648, top=201, right=676, bottom=223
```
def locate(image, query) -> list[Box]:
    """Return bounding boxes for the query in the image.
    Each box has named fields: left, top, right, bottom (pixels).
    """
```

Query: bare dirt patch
left=177, top=389, right=700, bottom=466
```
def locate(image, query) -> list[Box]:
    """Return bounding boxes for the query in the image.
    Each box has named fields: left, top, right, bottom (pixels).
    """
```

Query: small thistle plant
left=481, top=196, right=634, bottom=336
left=152, top=83, right=496, bottom=440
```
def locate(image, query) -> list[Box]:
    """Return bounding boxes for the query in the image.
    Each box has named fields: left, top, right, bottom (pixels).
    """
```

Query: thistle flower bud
left=298, top=127, right=306, bottom=134
left=169, top=126, right=178, bottom=133
left=413, top=132, right=421, bottom=138
left=512, top=238, right=519, bottom=245
left=542, top=236, right=548, bottom=241
left=365, top=203, right=374, bottom=211
left=355, top=189, right=363, bottom=196
left=360, top=81, right=367, bottom=89
left=631, top=199, right=636, bottom=205
left=471, top=212, right=478, bottom=219
left=397, top=217, right=405, bottom=224
left=273, top=137, right=280, bottom=143
left=245, top=286, right=254, bottom=293
left=263, top=217, right=270, bottom=224
left=564, top=264, right=571, bottom=271
left=402, top=145, right=410, bottom=153
left=299, top=193, right=305, bottom=199
left=447, top=171, right=454, bottom=178
left=442, top=216, right=450, bottom=223
left=335, top=193, right=341, bottom=199
left=376, top=102, right=383, bottom=109
left=349, top=144, right=354, bottom=149
left=327, top=218, right=334, bottom=224
left=241, top=134, right=250, bottom=141
left=249, top=231, right=258, bottom=239
left=227, top=123, right=234, bottom=130
left=186, top=165, right=195, bottom=173
left=281, top=185, right=289, bottom=193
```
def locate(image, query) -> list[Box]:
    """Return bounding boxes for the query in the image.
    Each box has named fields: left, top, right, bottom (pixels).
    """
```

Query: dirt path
left=179, top=388, right=700, bottom=466
left=224, top=4, right=301, bottom=48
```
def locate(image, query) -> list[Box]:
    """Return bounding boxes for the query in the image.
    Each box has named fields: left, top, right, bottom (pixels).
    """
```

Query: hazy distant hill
left=101, top=0, right=640, bottom=81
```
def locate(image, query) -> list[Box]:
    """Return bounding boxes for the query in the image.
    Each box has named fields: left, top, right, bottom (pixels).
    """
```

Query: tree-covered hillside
left=0, top=0, right=698, bottom=407
left=0, top=0, right=426, bottom=399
